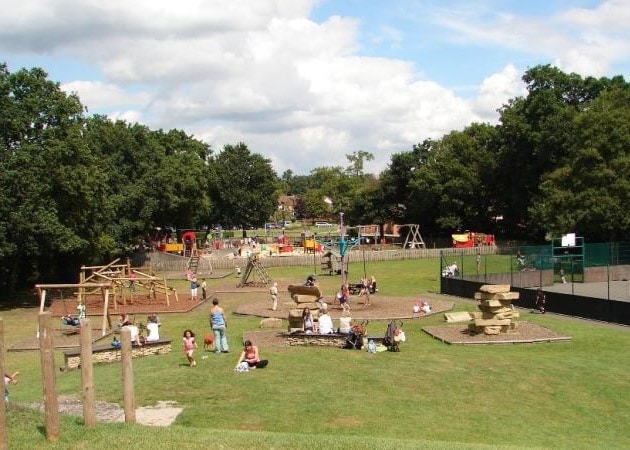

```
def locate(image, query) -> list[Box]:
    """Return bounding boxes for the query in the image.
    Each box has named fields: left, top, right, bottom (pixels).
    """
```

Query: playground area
left=231, top=284, right=572, bottom=347
left=45, top=288, right=197, bottom=318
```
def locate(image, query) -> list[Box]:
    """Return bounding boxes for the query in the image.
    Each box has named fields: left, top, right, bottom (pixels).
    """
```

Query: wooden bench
left=63, top=338, right=172, bottom=370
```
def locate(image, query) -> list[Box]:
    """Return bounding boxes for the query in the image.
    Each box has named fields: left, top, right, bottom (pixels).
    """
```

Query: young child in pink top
left=182, top=329, right=198, bottom=367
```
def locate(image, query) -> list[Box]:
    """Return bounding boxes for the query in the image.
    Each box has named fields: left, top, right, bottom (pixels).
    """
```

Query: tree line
left=1, top=63, right=628, bottom=292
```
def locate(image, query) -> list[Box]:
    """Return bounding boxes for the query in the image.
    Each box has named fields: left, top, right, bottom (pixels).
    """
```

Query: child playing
left=4, top=371, right=19, bottom=402
left=182, top=329, right=198, bottom=367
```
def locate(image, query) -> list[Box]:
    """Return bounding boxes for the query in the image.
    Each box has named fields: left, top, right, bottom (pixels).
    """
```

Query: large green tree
left=495, top=65, right=626, bottom=238
left=208, top=143, right=278, bottom=233
left=84, top=117, right=212, bottom=251
left=529, top=87, right=630, bottom=241
left=0, top=65, right=108, bottom=289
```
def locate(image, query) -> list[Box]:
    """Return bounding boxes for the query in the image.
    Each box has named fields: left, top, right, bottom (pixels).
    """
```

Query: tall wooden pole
left=0, top=319, right=8, bottom=450
left=120, top=328, right=136, bottom=423
left=101, top=288, right=109, bottom=337
left=79, top=319, right=96, bottom=427
left=38, top=312, right=59, bottom=442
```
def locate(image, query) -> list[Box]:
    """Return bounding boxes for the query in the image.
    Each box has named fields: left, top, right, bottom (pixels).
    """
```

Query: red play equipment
left=452, top=231, right=495, bottom=248
left=158, top=230, right=198, bottom=255
left=277, top=234, right=293, bottom=253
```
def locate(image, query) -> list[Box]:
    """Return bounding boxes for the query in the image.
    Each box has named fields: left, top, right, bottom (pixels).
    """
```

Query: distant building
left=278, top=195, right=297, bottom=221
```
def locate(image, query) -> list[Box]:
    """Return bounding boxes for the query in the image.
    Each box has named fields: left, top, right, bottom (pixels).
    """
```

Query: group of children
left=113, top=313, right=161, bottom=347
left=187, top=270, right=207, bottom=302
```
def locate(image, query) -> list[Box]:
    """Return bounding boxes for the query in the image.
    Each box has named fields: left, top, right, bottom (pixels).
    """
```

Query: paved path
left=534, top=281, right=630, bottom=302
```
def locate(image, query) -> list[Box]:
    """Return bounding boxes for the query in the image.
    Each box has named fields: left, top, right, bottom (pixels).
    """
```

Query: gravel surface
left=24, top=395, right=182, bottom=426
left=423, top=320, right=572, bottom=344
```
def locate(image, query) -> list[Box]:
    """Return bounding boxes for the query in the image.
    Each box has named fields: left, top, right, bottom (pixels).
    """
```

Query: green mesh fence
left=442, top=242, right=630, bottom=281
left=585, top=242, right=630, bottom=266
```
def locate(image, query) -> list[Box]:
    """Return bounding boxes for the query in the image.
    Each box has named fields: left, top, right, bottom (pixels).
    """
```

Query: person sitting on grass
left=318, top=308, right=335, bottom=334
left=235, top=340, right=268, bottom=369
left=145, top=314, right=160, bottom=342
left=122, top=320, right=143, bottom=346
left=302, top=307, right=315, bottom=333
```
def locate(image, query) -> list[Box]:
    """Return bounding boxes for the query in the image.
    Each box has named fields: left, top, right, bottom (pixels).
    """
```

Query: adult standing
left=269, top=282, right=278, bottom=311
left=210, top=298, right=229, bottom=353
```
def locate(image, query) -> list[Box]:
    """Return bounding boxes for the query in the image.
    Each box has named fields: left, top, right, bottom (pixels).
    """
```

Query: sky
left=1, top=0, right=628, bottom=175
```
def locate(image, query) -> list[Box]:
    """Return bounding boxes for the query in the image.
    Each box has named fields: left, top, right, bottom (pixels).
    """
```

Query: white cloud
left=61, top=80, right=150, bottom=110
left=554, top=1, right=630, bottom=76
left=431, top=1, right=629, bottom=78
left=473, top=64, right=525, bottom=121
left=3, top=0, right=626, bottom=175
left=108, top=110, right=144, bottom=124
left=559, top=0, right=630, bottom=29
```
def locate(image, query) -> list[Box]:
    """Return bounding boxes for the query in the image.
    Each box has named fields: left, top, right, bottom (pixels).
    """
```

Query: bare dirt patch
left=24, top=395, right=182, bottom=426
left=233, top=290, right=455, bottom=322
left=423, top=321, right=572, bottom=344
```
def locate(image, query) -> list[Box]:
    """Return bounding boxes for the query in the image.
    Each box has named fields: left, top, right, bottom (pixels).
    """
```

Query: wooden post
left=101, top=288, right=109, bottom=337
left=163, top=277, right=170, bottom=307
left=79, top=266, right=85, bottom=305
left=79, top=319, right=96, bottom=427
left=39, top=288, right=47, bottom=314
left=0, top=319, right=7, bottom=450
left=38, top=312, right=59, bottom=442
left=120, top=328, right=136, bottom=423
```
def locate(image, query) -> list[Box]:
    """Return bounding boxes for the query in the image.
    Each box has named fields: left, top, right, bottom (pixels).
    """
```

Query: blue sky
left=1, top=0, right=628, bottom=174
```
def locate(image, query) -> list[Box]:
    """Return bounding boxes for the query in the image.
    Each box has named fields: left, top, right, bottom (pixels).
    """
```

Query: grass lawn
left=3, top=258, right=630, bottom=449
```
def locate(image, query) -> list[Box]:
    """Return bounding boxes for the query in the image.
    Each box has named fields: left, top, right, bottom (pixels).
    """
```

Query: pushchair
left=383, top=320, right=405, bottom=352
left=345, top=320, right=369, bottom=350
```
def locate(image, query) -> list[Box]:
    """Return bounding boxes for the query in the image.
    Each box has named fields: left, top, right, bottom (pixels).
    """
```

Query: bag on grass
left=235, top=362, right=249, bottom=373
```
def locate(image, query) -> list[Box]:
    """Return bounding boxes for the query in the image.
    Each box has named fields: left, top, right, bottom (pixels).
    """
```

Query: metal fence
left=142, top=244, right=499, bottom=277
left=441, top=242, right=630, bottom=290
left=440, top=277, right=630, bottom=326
left=440, top=242, right=630, bottom=325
